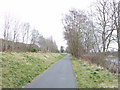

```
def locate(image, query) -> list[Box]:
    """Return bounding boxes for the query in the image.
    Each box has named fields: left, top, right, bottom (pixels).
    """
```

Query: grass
left=71, top=56, right=118, bottom=88
left=1, top=52, right=66, bottom=88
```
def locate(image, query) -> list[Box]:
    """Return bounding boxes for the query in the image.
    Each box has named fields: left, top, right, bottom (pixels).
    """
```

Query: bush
left=28, top=47, right=37, bottom=52
left=81, top=53, right=119, bottom=73
left=81, top=53, right=106, bottom=68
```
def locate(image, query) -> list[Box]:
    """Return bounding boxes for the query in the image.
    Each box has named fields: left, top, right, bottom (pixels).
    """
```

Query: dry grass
left=71, top=56, right=118, bottom=88
left=1, top=52, right=66, bottom=88
left=80, top=53, right=119, bottom=73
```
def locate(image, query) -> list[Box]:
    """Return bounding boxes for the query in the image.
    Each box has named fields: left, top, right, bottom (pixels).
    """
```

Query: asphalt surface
left=25, top=55, right=77, bottom=88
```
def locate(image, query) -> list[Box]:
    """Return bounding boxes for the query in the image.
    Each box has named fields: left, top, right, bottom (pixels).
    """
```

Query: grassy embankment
left=71, top=56, right=118, bottom=88
left=1, top=52, right=66, bottom=88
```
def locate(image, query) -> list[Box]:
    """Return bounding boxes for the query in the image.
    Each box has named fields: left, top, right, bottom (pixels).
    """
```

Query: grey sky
left=1, top=0, right=117, bottom=50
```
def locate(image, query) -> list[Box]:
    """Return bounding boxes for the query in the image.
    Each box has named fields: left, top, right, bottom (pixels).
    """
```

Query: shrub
left=81, top=53, right=106, bottom=68
left=28, top=47, right=37, bottom=52
left=81, top=53, right=119, bottom=73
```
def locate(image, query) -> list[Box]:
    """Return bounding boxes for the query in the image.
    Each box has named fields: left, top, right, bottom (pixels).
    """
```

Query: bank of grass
left=71, top=56, right=118, bottom=88
left=1, top=52, right=66, bottom=88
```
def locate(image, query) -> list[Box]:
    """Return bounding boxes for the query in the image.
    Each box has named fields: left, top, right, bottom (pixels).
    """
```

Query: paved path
left=25, top=55, right=77, bottom=88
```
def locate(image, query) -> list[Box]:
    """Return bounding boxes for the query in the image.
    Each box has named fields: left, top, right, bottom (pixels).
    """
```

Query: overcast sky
left=0, top=0, right=96, bottom=49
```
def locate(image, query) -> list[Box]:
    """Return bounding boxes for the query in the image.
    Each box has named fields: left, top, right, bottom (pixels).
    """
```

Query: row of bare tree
left=2, top=15, right=58, bottom=52
left=63, top=0, right=120, bottom=58
left=31, top=29, right=58, bottom=52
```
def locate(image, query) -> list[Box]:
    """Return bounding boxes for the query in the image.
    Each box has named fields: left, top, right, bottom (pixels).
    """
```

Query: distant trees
left=30, top=29, right=58, bottom=52
left=2, top=16, right=32, bottom=51
left=3, top=15, right=11, bottom=41
left=38, top=36, right=58, bottom=52
left=3, top=15, right=13, bottom=51
left=31, top=29, right=40, bottom=45
left=60, top=46, right=64, bottom=53
left=1, top=14, right=58, bottom=52
left=21, top=23, right=30, bottom=43
left=12, top=20, right=20, bottom=43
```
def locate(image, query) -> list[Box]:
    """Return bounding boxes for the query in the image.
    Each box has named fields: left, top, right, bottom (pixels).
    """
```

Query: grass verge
left=71, top=56, right=118, bottom=88
left=1, top=52, right=66, bottom=88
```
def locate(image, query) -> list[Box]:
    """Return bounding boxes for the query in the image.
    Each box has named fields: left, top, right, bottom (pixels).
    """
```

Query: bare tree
left=62, top=8, right=97, bottom=57
left=108, top=0, right=119, bottom=58
left=1, top=14, right=58, bottom=52
left=94, top=0, right=114, bottom=52
left=46, top=37, right=58, bottom=52
left=21, top=22, right=30, bottom=43
left=94, top=0, right=120, bottom=53
left=11, top=20, right=21, bottom=51
left=3, top=15, right=12, bottom=51
left=118, top=1, right=120, bottom=59
left=38, top=35, right=58, bottom=52
left=31, top=29, right=40, bottom=44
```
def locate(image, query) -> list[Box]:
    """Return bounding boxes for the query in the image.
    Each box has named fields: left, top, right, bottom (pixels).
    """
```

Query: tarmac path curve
left=25, top=55, right=77, bottom=88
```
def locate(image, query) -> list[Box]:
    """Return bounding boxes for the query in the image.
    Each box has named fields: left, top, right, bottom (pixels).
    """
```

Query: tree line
left=62, top=0, right=120, bottom=58
left=2, top=15, right=58, bottom=52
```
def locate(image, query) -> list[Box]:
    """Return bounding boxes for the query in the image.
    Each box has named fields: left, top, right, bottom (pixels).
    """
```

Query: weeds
left=71, top=56, right=118, bottom=88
